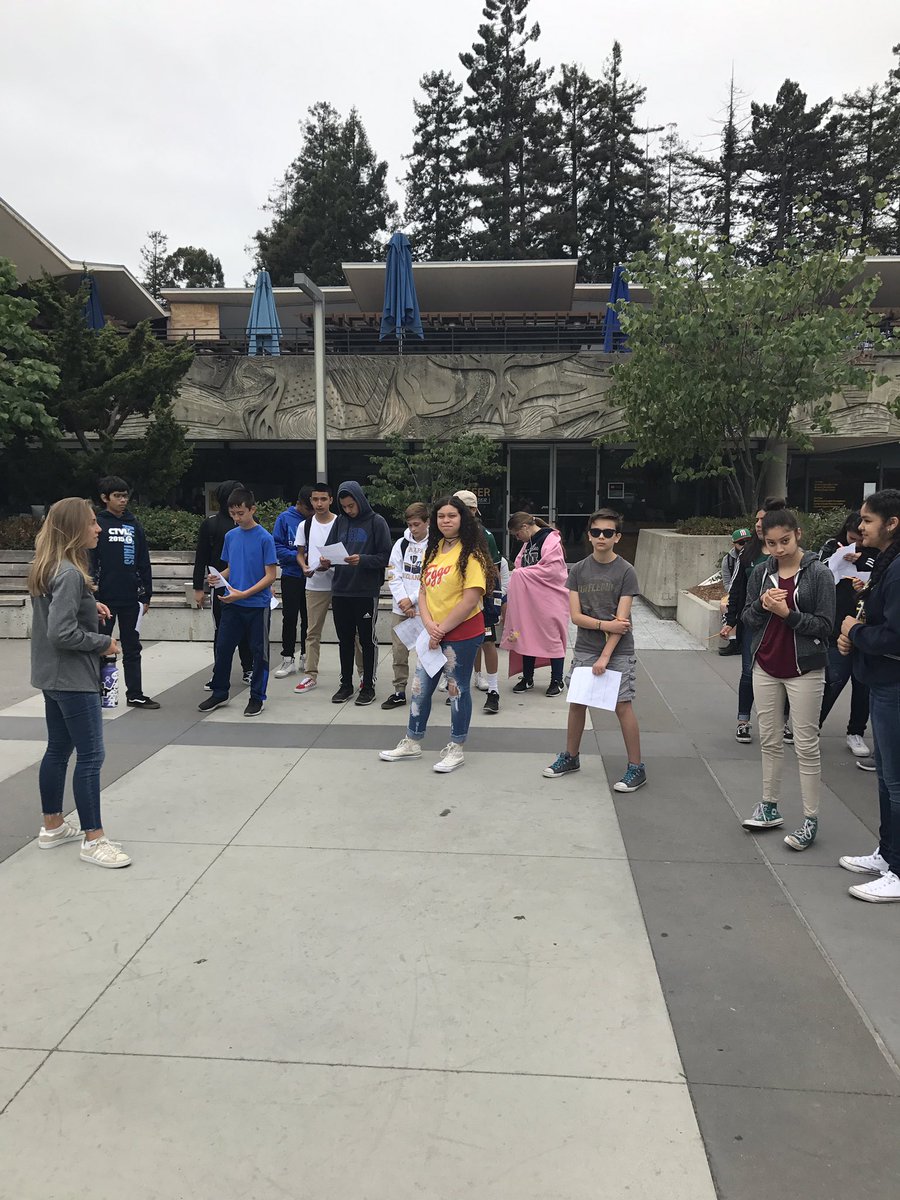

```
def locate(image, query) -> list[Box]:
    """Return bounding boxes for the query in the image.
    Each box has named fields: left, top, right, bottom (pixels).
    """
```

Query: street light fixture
left=293, top=273, right=327, bottom=481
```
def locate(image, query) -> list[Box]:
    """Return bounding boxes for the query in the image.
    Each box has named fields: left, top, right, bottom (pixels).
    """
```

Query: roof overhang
left=855, top=258, right=900, bottom=310
left=342, top=258, right=579, bottom=313
left=0, top=194, right=165, bottom=323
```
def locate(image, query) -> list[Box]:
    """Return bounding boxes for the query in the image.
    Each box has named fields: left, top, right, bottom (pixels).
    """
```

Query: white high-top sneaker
left=274, top=656, right=296, bottom=678
left=433, top=743, right=465, bottom=773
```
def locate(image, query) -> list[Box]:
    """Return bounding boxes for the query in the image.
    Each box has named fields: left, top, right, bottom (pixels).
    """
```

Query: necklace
left=443, top=536, right=460, bottom=548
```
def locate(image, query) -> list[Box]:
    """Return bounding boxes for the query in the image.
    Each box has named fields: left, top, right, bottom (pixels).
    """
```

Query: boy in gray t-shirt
left=543, top=509, right=647, bottom=792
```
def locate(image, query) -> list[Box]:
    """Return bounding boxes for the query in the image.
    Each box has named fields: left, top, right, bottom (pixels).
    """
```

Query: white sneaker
left=849, top=871, right=900, bottom=903
left=379, top=737, right=423, bottom=762
left=38, top=818, right=81, bottom=849
left=433, top=743, right=465, bottom=773
left=473, top=672, right=489, bottom=692
left=846, top=733, right=871, bottom=757
left=80, top=836, right=131, bottom=869
left=437, top=674, right=449, bottom=692
left=839, top=848, right=890, bottom=875
left=274, top=656, right=296, bottom=678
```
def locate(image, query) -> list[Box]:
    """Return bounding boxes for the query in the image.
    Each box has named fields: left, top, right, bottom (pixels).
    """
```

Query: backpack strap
left=400, top=537, right=409, bottom=557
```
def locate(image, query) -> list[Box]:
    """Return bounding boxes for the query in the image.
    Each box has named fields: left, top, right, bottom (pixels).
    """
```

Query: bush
left=252, top=498, right=291, bottom=532
left=131, top=506, right=203, bottom=550
left=0, top=515, right=41, bottom=550
left=676, top=510, right=850, bottom=551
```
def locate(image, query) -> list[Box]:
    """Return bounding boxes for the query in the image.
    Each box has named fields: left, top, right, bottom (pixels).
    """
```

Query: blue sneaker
left=543, top=751, right=580, bottom=779
left=614, top=763, right=647, bottom=792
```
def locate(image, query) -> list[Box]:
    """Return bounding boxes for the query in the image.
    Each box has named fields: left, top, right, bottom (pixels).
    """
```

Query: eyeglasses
left=589, top=528, right=618, bottom=538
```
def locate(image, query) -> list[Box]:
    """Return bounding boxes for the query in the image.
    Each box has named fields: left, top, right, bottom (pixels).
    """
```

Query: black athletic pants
left=101, top=603, right=143, bottom=700
left=331, top=595, right=378, bottom=688
left=280, top=575, right=308, bottom=658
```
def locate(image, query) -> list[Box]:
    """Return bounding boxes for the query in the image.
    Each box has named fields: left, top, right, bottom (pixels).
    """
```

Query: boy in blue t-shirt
left=198, top=488, right=278, bottom=717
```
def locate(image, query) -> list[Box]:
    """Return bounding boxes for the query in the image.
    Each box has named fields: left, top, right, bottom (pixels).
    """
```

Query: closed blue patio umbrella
left=603, top=264, right=630, bottom=352
left=247, top=268, right=282, bottom=355
left=379, top=231, right=423, bottom=351
left=81, top=273, right=105, bottom=330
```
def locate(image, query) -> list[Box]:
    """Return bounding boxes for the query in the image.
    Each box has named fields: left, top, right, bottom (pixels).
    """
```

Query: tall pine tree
left=743, top=79, right=839, bottom=258
left=459, top=0, right=559, bottom=258
left=547, top=64, right=602, bottom=266
left=254, top=102, right=397, bottom=285
left=585, top=41, right=654, bottom=278
left=689, top=75, right=749, bottom=244
left=838, top=47, right=900, bottom=253
left=403, top=71, right=470, bottom=259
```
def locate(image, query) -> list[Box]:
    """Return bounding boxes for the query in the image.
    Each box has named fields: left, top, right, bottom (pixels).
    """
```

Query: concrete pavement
left=0, top=604, right=897, bottom=1199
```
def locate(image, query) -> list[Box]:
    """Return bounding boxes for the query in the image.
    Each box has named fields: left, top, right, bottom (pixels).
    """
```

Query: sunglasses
left=589, top=527, right=618, bottom=538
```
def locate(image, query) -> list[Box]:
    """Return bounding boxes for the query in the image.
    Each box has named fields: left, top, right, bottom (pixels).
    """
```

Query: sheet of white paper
left=320, top=541, right=351, bottom=565
left=207, top=565, right=233, bottom=592
left=415, top=627, right=448, bottom=677
left=395, top=616, right=425, bottom=649
left=269, top=595, right=280, bottom=610
left=565, top=666, right=622, bottom=711
left=134, top=604, right=145, bottom=634
left=827, top=548, right=869, bottom=582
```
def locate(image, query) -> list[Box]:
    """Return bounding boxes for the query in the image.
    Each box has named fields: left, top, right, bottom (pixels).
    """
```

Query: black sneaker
left=512, top=678, right=534, bottom=694
left=483, top=690, right=500, bottom=714
left=783, top=721, right=794, bottom=745
left=857, top=756, right=877, bottom=772
left=242, top=670, right=253, bottom=685
left=204, top=678, right=213, bottom=691
left=545, top=680, right=564, bottom=697
left=355, top=686, right=376, bottom=706
left=198, top=694, right=228, bottom=712
left=381, top=692, right=406, bottom=709
left=244, top=698, right=264, bottom=717
left=127, top=695, right=160, bottom=710
left=331, top=684, right=354, bottom=703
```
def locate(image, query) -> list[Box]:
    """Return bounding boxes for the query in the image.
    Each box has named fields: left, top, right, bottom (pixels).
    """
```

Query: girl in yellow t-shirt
left=380, top=496, right=495, bottom=773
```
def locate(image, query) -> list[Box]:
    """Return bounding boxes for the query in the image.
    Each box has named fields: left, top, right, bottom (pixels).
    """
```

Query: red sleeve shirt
left=755, top=576, right=800, bottom=678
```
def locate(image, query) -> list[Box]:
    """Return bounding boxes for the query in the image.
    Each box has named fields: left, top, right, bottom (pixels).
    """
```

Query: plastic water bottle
left=100, top=656, right=119, bottom=709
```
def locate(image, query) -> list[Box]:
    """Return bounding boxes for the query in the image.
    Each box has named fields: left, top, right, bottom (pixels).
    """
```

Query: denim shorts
left=570, top=652, right=637, bottom=703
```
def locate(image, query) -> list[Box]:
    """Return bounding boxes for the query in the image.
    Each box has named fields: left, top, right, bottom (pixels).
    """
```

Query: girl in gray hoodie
left=28, top=498, right=131, bottom=868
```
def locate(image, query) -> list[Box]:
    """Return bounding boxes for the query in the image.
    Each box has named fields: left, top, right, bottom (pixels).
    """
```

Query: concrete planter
left=676, top=590, right=721, bottom=650
left=634, top=529, right=730, bottom=618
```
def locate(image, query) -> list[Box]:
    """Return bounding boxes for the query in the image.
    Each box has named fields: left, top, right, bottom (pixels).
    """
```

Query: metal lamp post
left=293, top=273, right=327, bottom=481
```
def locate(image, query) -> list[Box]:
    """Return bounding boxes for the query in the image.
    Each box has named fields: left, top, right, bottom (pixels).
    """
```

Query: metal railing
left=161, top=323, right=627, bottom=356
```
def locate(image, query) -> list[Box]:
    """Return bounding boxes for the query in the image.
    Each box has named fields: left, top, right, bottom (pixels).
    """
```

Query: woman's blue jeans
left=39, top=690, right=105, bottom=832
left=868, top=682, right=900, bottom=876
left=408, top=632, right=484, bottom=745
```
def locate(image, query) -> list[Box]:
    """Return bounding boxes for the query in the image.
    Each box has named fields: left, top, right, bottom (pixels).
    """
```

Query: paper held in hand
left=320, top=541, right=352, bottom=565
left=394, top=616, right=425, bottom=650
left=415, top=627, right=448, bottom=677
left=207, top=565, right=234, bottom=593
left=565, top=666, right=622, bottom=711
left=826, top=547, right=870, bottom=584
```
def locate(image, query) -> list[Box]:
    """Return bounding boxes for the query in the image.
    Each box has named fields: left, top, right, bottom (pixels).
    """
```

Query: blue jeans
left=408, top=632, right=484, bottom=744
left=819, top=642, right=869, bottom=736
left=211, top=604, right=270, bottom=702
left=868, top=682, right=900, bottom=876
left=39, top=690, right=104, bottom=832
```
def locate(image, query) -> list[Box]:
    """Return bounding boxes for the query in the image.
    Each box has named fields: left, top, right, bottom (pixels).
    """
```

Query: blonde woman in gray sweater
left=28, top=498, right=131, bottom=867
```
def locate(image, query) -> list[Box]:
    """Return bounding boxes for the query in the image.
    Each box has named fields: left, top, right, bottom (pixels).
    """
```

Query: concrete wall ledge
left=635, top=529, right=729, bottom=618
left=676, top=590, right=721, bottom=650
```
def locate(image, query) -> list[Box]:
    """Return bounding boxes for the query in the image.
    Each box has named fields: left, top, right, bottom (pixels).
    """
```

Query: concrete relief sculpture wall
left=172, top=353, right=630, bottom=442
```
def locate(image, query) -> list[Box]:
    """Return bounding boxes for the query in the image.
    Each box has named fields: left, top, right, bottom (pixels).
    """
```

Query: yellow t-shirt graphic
left=422, top=540, right=486, bottom=639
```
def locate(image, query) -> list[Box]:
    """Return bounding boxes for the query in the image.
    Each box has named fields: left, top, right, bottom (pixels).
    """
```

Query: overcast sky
left=2, top=0, right=897, bottom=286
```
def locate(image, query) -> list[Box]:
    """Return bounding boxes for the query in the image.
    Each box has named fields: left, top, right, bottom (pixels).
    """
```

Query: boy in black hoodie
left=92, top=476, right=159, bottom=709
left=320, top=480, right=391, bottom=706
left=192, top=480, right=253, bottom=686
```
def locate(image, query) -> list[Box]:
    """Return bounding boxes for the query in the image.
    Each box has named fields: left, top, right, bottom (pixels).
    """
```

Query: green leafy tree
left=26, top=275, right=194, bottom=471
left=585, top=40, right=656, bottom=277
left=139, top=230, right=170, bottom=299
left=254, top=102, right=397, bottom=285
left=107, top=401, right=195, bottom=503
left=743, top=79, right=840, bottom=257
left=460, top=0, right=560, bottom=258
left=0, top=258, right=59, bottom=447
left=162, top=246, right=224, bottom=288
left=606, top=228, right=889, bottom=512
left=367, top=433, right=505, bottom=514
left=403, top=70, right=471, bottom=259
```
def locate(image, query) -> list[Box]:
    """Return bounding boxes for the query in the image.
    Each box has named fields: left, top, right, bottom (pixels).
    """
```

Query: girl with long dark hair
left=380, top=497, right=494, bottom=773
left=838, top=489, right=900, bottom=902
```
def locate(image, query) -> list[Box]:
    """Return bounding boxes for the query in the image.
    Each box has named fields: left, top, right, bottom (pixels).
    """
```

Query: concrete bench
left=0, top=550, right=393, bottom=640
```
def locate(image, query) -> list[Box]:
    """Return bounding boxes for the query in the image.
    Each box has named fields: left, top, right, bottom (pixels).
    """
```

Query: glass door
left=555, top=446, right=599, bottom=557
left=507, top=445, right=552, bottom=557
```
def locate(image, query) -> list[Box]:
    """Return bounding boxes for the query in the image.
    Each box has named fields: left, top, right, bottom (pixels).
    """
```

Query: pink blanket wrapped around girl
left=500, top=529, right=570, bottom=673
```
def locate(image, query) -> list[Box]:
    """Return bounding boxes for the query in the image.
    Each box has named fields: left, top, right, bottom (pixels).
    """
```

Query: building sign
left=607, top=482, right=625, bottom=499
left=811, top=479, right=846, bottom=513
